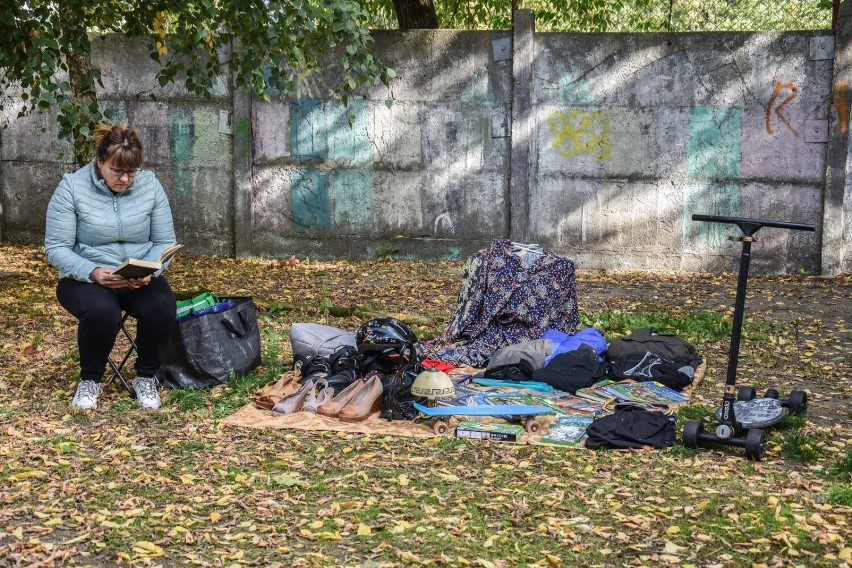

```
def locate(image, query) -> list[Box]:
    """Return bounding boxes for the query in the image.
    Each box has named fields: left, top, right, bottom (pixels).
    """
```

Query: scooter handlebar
left=692, top=214, right=815, bottom=233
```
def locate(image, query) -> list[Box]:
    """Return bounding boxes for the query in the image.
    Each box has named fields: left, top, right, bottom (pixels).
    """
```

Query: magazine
left=484, top=394, right=567, bottom=415
left=553, top=395, right=605, bottom=415
left=539, top=413, right=595, bottom=447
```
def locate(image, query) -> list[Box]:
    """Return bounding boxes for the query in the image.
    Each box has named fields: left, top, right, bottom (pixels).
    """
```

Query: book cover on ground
left=455, top=421, right=524, bottom=442
left=553, top=395, right=604, bottom=415
left=539, top=413, right=595, bottom=447
left=483, top=394, right=565, bottom=414
left=643, top=381, right=691, bottom=402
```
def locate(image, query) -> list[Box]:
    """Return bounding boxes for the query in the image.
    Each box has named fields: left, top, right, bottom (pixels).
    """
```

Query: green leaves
left=2, top=0, right=393, bottom=165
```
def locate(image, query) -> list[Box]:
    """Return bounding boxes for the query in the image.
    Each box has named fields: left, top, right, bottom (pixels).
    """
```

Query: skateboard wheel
left=764, top=388, right=780, bottom=399
left=745, top=428, right=767, bottom=461
left=525, top=419, right=541, bottom=434
left=433, top=421, right=450, bottom=435
left=785, top=390, right=808, bottom=414
left=737, top=387, right=756, bottom=401
left=682, top=420, right=703, bottom=449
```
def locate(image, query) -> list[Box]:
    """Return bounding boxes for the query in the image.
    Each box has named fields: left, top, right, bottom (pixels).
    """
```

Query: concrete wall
left=2, top=18, right=850, bottom=274
left=0, top=34, right=235, bottom=257
left=530, top=31, right=833, bottom=273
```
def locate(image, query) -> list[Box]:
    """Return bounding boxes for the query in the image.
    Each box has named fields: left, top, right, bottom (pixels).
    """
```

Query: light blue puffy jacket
left=44, top=162, right=177, bottom=282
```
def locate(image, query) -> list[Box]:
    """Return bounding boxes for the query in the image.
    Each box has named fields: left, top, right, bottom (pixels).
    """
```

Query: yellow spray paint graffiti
left=547, top=109, right=611, bottom=160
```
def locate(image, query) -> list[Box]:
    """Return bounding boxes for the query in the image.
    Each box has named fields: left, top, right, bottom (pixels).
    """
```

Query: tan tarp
left=222, top=364, right=705, bottom=444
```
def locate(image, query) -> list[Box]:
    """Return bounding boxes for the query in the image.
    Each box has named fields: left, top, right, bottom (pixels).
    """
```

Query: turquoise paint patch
left=290, top=99, right=327, bottom=160
left=168, top=110, right=196, bottom=220
left=329, top=170, right=372, bottom=229
left=685, top=107, right=742, bottom=251
left=169, top=110, right=194, bottom=166
left=559, top=67, right=593, bottom=104
left=683, top=182, right=741, bottom=251
left=443, top=247, right=462, bottom=261
left=460, top=70, right=493, bottom=105
left=326, top=99, right=371, bottom=164
left=291, top=169, right=331, bottom=231
left=101, top=101, right=127, bottom=124
left=687, top=106, right=741, bottom=177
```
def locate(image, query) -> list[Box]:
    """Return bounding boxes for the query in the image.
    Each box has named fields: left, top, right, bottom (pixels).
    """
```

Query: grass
left=825, top=485, right=852, bottom=506
left=1, top=245, right=850, bottom=566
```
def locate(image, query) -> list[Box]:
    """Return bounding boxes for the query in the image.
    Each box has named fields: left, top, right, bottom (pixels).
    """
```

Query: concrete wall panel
left=1, top=27, right=848, bottom=274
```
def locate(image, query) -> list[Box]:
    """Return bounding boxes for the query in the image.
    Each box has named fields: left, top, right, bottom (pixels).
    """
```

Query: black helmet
left=356, top=317, right=418, bottom=359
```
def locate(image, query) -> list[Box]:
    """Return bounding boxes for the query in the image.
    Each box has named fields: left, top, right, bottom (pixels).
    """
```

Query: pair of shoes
left=301, top=379, right=334, bottom=413
left=317, top=378, right=365, bottom=417
left=271, top=378, right=334, bottom=415
left=337, top=373, right=385, bottom=422
left=133, top=376, right=162, bottom=410
left=295, top=355, right=331, bottom=384
left=71, top=380, right=103, bottom=410
left=324, top=346, right=362, bottom=391
left=272, top=380, right=314, bottom=415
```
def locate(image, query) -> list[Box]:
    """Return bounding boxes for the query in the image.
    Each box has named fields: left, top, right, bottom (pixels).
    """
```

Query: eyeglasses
left=108, top=167, right=142, bottom=178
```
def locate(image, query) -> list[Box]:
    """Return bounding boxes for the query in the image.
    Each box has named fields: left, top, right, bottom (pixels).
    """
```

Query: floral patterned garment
left=422, top=239, right=579, bottom=367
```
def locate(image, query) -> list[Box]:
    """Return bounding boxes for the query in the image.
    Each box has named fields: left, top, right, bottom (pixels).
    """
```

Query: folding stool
left=105, top=312, right=137, bottom=398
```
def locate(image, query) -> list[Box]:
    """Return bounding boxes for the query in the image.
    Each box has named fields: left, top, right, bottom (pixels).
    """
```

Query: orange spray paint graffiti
left=832, top=80, right=849, bottom=136
left=765, top=79, right=799, bottom=136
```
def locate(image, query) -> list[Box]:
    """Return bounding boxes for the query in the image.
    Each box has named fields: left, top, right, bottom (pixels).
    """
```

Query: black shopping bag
left=156, top=297, right=262, bottom=389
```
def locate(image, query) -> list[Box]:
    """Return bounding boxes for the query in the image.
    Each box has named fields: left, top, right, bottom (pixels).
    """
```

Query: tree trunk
left=392, top=0, right=439, bottom=29
left=58, top=2, right=97, bottom=167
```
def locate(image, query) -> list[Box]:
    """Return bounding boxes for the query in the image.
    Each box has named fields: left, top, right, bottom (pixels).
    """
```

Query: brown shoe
left=338, top=375, right=384, bottom=422
left=317, top=378, right=365, bottom=418
left=271, top=379, right=314, bottom=416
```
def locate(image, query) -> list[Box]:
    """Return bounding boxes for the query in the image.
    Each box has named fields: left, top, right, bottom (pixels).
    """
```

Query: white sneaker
left=71, top=380, right=103, bottom=410
left=133, top=376, right=162, bottom=409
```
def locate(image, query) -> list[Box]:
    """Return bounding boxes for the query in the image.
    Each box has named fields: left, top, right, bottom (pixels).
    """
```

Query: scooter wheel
left=764, top=388, right=780, bottom=399
left=682, top=420, right=703, bottom=449
left=785, top=390, right=808, bottom=414
left=737, top=386, right=757, bottom=401
left=745, top=429, right=767, bottom=461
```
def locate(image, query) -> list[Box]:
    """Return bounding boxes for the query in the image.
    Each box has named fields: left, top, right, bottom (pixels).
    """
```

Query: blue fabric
left=542, top=327, right=608, bottom=366
left=45, top=161, right=176, bottom=281
left=176, top=299, right=235, bottom=322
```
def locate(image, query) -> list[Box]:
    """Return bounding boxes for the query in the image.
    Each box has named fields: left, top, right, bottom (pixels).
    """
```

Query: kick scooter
left=682, top=214, right=815, bottom=461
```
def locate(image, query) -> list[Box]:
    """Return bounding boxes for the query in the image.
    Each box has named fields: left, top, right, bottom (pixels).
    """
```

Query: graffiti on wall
left=684, top=106, right=742, bottom=250
left=547, top=109, right=611, bottom=160
left=559, top=67, right=594, bottom=104
left=765, top=80, right=799, bottom=137
left=288, top=99, right=374, bottom=231
left=833, top=80, right=849, bottom=136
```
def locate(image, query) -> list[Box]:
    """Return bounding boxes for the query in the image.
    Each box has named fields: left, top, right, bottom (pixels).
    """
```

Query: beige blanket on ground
left=222, top=364, right=705, bottom=444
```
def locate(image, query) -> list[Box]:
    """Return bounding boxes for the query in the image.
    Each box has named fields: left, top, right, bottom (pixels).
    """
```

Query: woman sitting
left=44, top=123, right=177, bottom=411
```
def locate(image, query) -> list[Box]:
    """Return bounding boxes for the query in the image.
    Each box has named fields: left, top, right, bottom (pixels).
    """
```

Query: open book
left=112, top=243, right=183, bottom=278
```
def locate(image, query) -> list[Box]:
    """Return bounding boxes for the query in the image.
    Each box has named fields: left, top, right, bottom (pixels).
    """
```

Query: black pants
left=57, top=277, right=176, bottom=382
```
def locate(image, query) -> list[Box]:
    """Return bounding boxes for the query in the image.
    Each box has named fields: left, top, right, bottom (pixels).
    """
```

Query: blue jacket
left=44, top=162, right=176, bottom=282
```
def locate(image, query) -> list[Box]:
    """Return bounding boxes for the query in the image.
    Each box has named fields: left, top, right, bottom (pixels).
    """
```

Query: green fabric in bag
left=176, top=292, right=218, bottom=319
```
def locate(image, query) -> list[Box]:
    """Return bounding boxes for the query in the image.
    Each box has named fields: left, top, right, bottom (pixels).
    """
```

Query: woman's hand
left=126, top=275, right=152, bottom=289
left=90, top=267, right=129, bottom=288
left=90, top=268, right=152, bottom=289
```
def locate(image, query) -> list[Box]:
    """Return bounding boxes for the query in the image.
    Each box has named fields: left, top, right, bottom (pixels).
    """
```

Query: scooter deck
left=413, top=402, right=555, bottom=418
left=715, top=397, right=787, bottom=429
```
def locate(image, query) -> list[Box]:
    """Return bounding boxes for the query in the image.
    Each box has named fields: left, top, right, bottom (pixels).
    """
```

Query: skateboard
left=413, top=402, right=555, bottom=435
